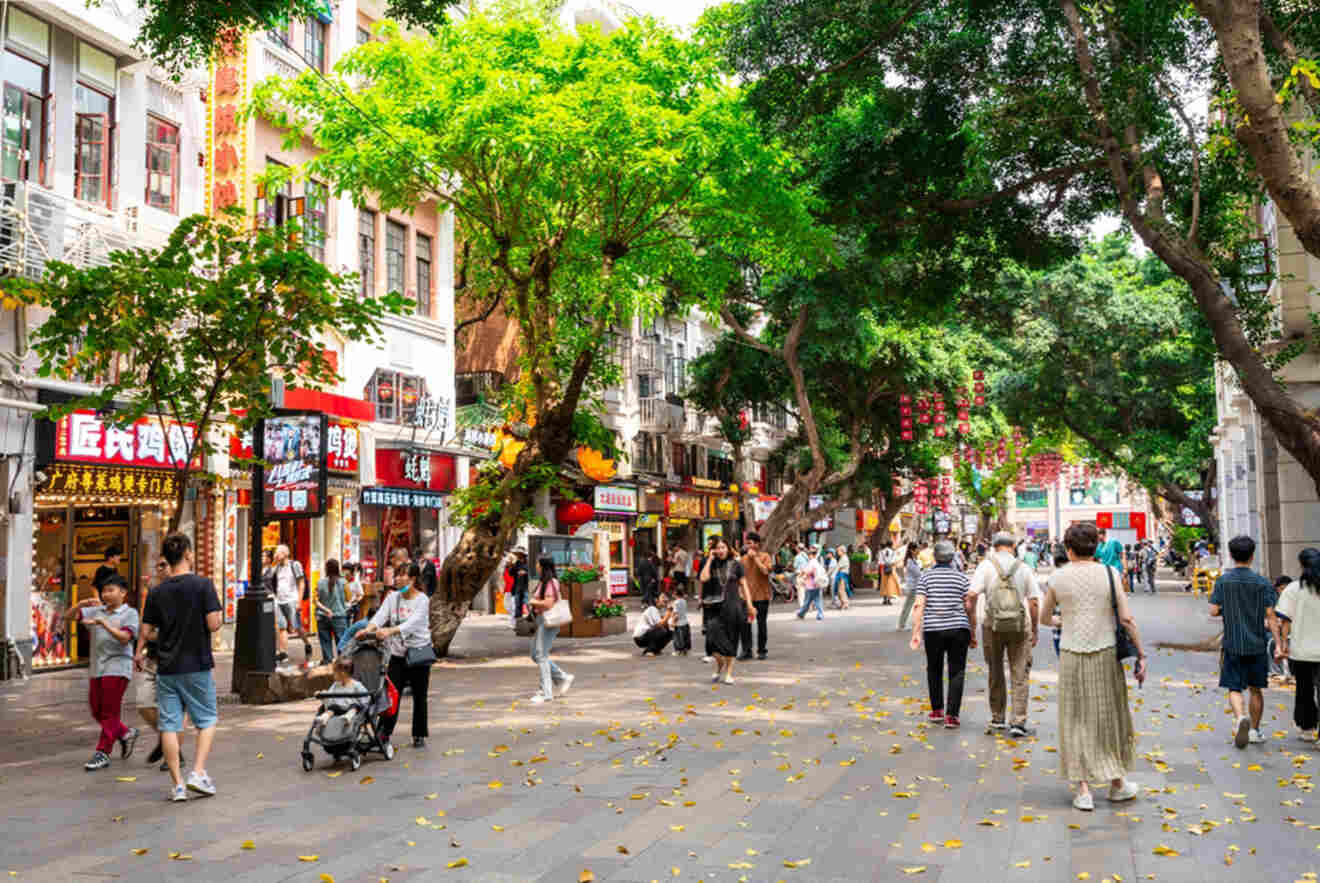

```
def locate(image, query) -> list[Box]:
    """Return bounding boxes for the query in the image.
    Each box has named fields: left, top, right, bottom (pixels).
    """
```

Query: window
left=304, top=179, right=328, bottom=262
left=260, top=158, right=290, bottom=227
left=385, top=219, right=406, bottom=294
left=2, top=50, right=48, bottom=184
left=358, top=210, right=376, bottom=297
left=75, top=84, right=113, bottom=206
left=304, top=17, right=327, bottom=73
left=364, top=368, right=426, bottom=425
left=145, top=115, right=179, bottom=212
left=638, top=371, right=659, bottom=400
left=415, top=233, right=432, bottom=317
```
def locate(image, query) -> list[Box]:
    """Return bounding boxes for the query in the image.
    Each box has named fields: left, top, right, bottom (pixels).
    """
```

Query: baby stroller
left=300, top=634, right=397, bottom=772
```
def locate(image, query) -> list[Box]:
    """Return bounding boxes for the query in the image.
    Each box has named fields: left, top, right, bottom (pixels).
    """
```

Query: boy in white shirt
left=670, top=588, right=691, bottom=655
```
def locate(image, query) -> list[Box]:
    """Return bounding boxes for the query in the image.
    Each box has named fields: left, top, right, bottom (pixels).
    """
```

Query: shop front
left=593, top=484, right=638, bottom=596
left=360, top=448, right=457, bottom=582
left=704, top=493, right=740, bottom=546
left=30, top=409, right=195, bottom=671
left=665, top=491, right=704, bottom=556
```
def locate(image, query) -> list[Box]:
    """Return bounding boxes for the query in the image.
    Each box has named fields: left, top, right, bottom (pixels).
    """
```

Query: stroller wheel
left=383, top=742, right=396, bottom=761
left=300, top=751, right=315, bottom=772
left=350, top=752, right=362, bottom=771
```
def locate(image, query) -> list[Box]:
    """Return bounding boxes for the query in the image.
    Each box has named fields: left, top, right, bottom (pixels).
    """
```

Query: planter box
left=563, top=580, right=611, bottom=637
left=569, top=615, right=626, bottom=638
left=850, top=561, right=875, bottom=589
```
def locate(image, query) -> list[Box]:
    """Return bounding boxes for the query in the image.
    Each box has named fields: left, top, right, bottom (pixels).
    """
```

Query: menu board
left=259, top=412, right=327, bottom=519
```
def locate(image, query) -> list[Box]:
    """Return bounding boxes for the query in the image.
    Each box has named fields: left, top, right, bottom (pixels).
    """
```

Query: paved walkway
left=1, top=585, right=1313, bottom=882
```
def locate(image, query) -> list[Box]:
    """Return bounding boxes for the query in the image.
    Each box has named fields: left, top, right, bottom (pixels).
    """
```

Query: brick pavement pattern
left=1, top=583, right=1316, bottom=882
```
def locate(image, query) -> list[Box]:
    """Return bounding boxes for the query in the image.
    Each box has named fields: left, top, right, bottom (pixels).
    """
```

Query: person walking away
left=740, top=532, right=773, bottom=659
left=637, top=551, right=660, bottom=609
left=525, top=557, right=574, bottom=704
left=508, top=549, right=530, bottom=629
left=634, top=594, right=674, bottom=655
left=967, top=532, right=1041, bottom=737
left=1044, top=548, right=1070, bottom=656
left=415, top=545, right=438, bottom=597
left=1209, top=535, right=1280, bottom=749
left=271, top=544, right=310, bottom=667
left=918, top=542, right=935, bottom=570
left=699, top=536, right=753, bottom=684
left=314, top=559, right=349, bottom=665
left=671, top=585, right=692, bottom=656
left=898, top=544, right=923, bottom=631
left=365, top=564, right=434, bottom=746
left=137, top=557, right=182, bottom=770
left=795, top=547, right=827, bottom=620
left=1275, top=549, right=1320, bottom=740
left=139, top=532, right=223, bottom=801
left=1096, top=529, right=1125, bottom=590
left=670, top=544, right=690, bottom=596
left=880, top=541, right=901, bottom=604
left=344, top=563, right=365, bottom=617
left=823, top=548, right=840, bottom=609
left=1142, top=542, right=1158, bottom=594
left=908, top=541, right=974, bottom=728
left=1270, top=574, right=1294, bottom=678
left=1039, top=522, right=1146, bottom=811
left=65, top=574, right=139, bottom=770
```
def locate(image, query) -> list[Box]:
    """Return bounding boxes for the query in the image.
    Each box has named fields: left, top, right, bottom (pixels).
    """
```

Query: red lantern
left=556, top=500, right=595, bottom=528
left=901, top=429, right=914, bottom=441
left=957, top=422, right=970, bottom=434
left=974, top=395, right=986, bottom=406
left=919, top=413, right=931, bottom=424
left=973, top=369, right=984, bottom=380
left=934, top=426, right=946, bottom=437
left=934, top=414, right=946, bottom=425
left=900, top=394, right=913, bottom=404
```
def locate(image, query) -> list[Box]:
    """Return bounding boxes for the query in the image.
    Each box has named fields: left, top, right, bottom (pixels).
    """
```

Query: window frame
left=74, top=80, right=114, bottom=208
left=385, top=219, right=406, bottom=295
left=414, top=232, right=432, bottom=317
left=304, top=178, right=328, bottom=263
left=364, top=368, right=427, bottom=426
left=358, top=209, right=376, bottom=298
left=144, top=113, right=179, bottom=213
left=2, top=46, right=49, bottom=186
left=304, top=17, right=327, bottom=73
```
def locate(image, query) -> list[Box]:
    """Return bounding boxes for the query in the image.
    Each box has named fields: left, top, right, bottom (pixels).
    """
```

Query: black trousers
left=381, top=656, right=431, bottom=741
left=739, top=600, right=770, bottom=656
left=674, top=624, right=691, bottom=652
left=702, top=603, right=716, bottom=656
left=924, top=628, right=971, bottom=717
left=634, top=627, right=673, bottom=655
left=1293, top=659, right=1320, bottom=731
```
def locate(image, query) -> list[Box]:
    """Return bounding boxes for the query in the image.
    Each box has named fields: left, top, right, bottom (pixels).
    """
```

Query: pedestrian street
left=1, top=591, right=1317, bottom=883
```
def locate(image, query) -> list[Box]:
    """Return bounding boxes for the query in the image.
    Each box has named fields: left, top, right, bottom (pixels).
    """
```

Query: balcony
left=639, top=396, right=680, bottom=431
left=0, top=181, right=169, bottom=281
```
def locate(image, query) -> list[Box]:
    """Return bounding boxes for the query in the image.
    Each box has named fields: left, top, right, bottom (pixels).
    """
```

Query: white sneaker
left=1107, top=780, right=1139, bottom=802
left=186, top=770, right=216, bottom=797
left=721, top=674, right=734, bottom=685
left=1248, top=728, right=1265, bottom=744
left=1234, top=715, right=1251, bottom=749
left=1073, top=791, right=1094, bottom=811
left=530, top=693, right=551, bottom=704
left=557, top=674, right=575, bottom=697
left=711, top=671, right=721, bottom=683
left=701, top=656, right=713, bottom=663
left=169, top=784, right=188, bottom=802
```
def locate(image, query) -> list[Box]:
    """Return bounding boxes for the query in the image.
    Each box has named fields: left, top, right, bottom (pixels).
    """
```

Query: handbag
left=534, top=578, right=573, bottom=628
left=1107, top=565, right=1138, bottom=661
left=391, top=593, right=438, bottom=667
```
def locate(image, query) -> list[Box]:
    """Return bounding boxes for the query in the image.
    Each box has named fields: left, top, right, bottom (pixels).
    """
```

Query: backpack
left=987, top=557, right=1026, bottom=635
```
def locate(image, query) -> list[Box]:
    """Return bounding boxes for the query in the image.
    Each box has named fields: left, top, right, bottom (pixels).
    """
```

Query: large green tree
left=254, top=14, right=822, bottom=653
left=711, top=0, right=1320, bottom=495
left=993, top=235, right=1220, bottom=536
left=5, top=213, right=405, bottom=529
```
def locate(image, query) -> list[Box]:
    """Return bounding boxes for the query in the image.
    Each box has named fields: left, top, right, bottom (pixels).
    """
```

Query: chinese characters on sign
left=460, top=427, right=498, bottom=450
left=361, top=487, right=447, bottom=509
left=666, top=493, right=704, bottom=520
left=38, top=464, right=179, bottom=500
left=402, top=451, right=431, bottom=485
left=261, top=413, right=327, bottom=518
left=411, top=394, right=451, bottom=434
left=207, top=28, right=247, bottom=217
left=55, top=410, right=199, bottom=469
left=593, top=485, right=638, bottom=513
left=325, top=418, right=360, bottom=474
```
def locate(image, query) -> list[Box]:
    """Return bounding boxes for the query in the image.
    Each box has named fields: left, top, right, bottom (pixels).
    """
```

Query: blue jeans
left=318, top=615, right=349, bottom=663
left=156, top=670, right=218, bottom=732
left=797, top=589, right=824, bottom=619
left=531, top=621, right=567, bottom=699
left=832, top=572, right=851, bottom=603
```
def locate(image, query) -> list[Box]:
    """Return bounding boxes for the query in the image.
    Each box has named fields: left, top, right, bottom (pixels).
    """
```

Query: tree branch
left=719, top=304, right=775, bottom=354
left=931, top=159, right=1105, bottom=213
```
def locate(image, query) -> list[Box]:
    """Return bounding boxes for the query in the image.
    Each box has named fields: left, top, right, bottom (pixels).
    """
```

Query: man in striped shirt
left=1210, top=535, right=1280, bottom=749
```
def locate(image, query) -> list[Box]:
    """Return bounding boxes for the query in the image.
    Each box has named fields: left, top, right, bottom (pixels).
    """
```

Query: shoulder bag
left=393, top=594, right=437, bottom=667
left=1107, top=565, right=1138, bottom=661
left=540, top=579, right=573, bottom=628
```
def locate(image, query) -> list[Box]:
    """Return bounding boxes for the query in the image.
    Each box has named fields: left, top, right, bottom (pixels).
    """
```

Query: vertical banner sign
left=223, top=490, right=239, bottom=622
left=260, top=412, right=328, bottom=518
left=206, top=28, right=248, bottom=218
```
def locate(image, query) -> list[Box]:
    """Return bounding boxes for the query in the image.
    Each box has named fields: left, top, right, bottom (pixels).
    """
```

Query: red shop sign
left=230, top=416, right=359, bottom=475
left=375, top=449, right=457, bottom=491
left=54, top=410, right=200, bottom=470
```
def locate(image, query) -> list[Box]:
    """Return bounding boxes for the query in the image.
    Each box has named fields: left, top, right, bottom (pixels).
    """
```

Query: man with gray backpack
left=967, top=532, right=1042, bottom=738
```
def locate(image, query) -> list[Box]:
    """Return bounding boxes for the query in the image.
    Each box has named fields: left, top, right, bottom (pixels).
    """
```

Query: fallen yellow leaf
left=1014, top=860, right=1031, bottom=869
left=670, top=825, right=686, bottom=832
left=579, top=872, right=596, bottom=883
left=319, top=875, right=336, bottom=883
left=131, top=848, right=149, bottom=856
left=1152, top=845, right=1180, bottom=857
left=447, top=858, right=468, bottom=869
left=903, top=868, right=927, bottom=876
left=921, top=843, right=936, bottom=853
left=944, top=839, right=963, bottom=848
left=299, top=856, right=319, bottom=862
left=617, top=846, right=630, bottom=855
left=114, top=776, right=137, bottom=783
left=240, top=840, right=255, bottom=850
left=783, top=859, right=811, bottom=869
left=488, top=781, right=504, bottom=789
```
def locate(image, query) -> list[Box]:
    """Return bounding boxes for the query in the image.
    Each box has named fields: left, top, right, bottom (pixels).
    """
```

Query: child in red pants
left=66, top=575, right=140, bottom=770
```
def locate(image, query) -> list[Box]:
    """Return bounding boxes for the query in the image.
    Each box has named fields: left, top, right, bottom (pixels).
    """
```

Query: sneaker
left=186, top=770, right=216, bottom=797
left=1073, top=791, right=1094, bottom=811
left=722, top=674, right=735, bottom=685
left=169, top=784, right=188, bottom=802
left=672, top=650, right=682, bottom=656
left=84, top=751, right=110, bottom=771
left=530, top=693, right=551, bottom=704
left=944, top=715, right=960, bottom=729
left=757, top=652, right=768, bottom=660
left=275, top=651, right=289, bottom=664
left=1234, top=715, right=1251, bottom=749
left=146, top=740, right=163, bottom=765
left=1107, top=780, right=1139, bottom=802
left=412, top=737, right=426, bottom=749
left=558, top=673, right=575, bottom=697
left=928, top=709, right=945, bottom=722
left=987, top=720, right=1007, bottom=731
left=1248, top=728, right=1265, bottom=744
left=711, top=672, right=722, bottom=683
left=1008, top=724, right=1035, bottom=739
left=119, top=727, right=139, bottom=760
left=816, top=614, right=823, bottom=621
left=701, top=656, right=714, bottom=663
left=737, top=653, right=754, bottom=661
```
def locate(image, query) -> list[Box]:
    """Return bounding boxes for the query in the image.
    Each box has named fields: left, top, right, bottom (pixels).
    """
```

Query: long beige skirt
left=880, top=571, right=902, bottom=598
left=1058, top=647, right=1136, bottom=783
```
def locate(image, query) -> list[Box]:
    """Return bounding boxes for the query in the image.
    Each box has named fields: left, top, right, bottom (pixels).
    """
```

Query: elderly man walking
left=968, top=532, right=1041, bottom=738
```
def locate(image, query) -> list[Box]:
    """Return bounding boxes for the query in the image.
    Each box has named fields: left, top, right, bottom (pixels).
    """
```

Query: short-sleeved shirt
left=1096, top=539, right=1125, bottom=574
left=1276, top=582, right=1320, bottom=662
left=1210, top=567, right=1278, bottom=656
left=671, top=597, right=689, bottom=627
left=916, top=565, right=971, bottom=632
left=702, top=557, right=744, bottom=604
left=81, top=604, right=138, bottom=679
left=671, top=549, right=689, bottom=576
left=143, top=573, right=221, bottom=675
left=741, top=552, right=772, bottom=601
left=969, top=551, right=1042, bottom=626
left=318, top=576, right=348, bottom=618
left=634, top=606, right=664, bottom=638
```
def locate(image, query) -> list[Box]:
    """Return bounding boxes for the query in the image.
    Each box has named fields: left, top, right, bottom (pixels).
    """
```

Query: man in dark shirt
left=141, top=532, right=222, bottom=801
left=508, top=549, right=529, bottom=623
left=1209, top=535, right=1280, bottom=749
left=92, top=546, right=123, bottom=593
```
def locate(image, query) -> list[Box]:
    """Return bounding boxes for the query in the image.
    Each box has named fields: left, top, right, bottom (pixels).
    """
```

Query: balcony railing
left=639, top=396, right=679, bottom=431
left=0, top=181, right=169, bottom=281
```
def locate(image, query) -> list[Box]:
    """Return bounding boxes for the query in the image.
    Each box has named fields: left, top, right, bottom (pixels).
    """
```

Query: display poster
left=609, top=568, right=629, bottom=597
left=260, top=412, right=328, bottom=518
left=594, top=485, right=638, bottom=513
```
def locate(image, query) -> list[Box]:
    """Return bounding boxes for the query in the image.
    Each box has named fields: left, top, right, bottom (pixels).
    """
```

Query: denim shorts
left=1220, top=651, right=1269, bottom=692
left=275, top=602, right=297, bottom=631
left=156, top=670, right=219, bottom=732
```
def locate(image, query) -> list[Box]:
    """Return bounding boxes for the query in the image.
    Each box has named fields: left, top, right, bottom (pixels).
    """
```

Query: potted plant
left=591, top=600, right=626, bottom=619
left=559, top=565, right=624, bottom=637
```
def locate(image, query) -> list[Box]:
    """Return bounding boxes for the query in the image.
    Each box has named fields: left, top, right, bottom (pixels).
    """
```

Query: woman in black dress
left=699, top=536, right=755, bottom=685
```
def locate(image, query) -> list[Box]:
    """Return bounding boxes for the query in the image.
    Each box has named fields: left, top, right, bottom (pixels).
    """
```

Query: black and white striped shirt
left=917, top=565, right=971, bottom=632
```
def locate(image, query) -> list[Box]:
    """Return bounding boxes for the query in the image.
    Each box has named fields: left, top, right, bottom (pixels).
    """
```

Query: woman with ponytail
left=1274, top=548, right=1320, bottom=741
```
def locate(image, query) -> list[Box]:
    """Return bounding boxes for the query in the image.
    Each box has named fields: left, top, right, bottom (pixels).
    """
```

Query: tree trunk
left=878, top=491, right=912, bottom=544
left=757, top=469, right=820, bottom=554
